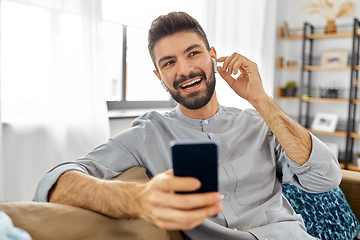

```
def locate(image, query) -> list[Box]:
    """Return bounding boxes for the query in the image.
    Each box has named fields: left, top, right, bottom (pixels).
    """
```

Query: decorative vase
left=285, top=88, right=297, bottom=97
left=325, top=20, right=337, bottom=33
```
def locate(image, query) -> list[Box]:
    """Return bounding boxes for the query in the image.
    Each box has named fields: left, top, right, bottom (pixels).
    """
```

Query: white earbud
left=160, top=79, right=169, bottom=92
left=213, top=58, right=217, bottom=73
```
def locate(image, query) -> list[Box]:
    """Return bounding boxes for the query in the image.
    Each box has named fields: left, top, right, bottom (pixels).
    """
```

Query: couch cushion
left=282, top=183, right=360, bottom=240
left=0, top=201, right=178, bottom=240
left=0, top=166, right=184, bottom=240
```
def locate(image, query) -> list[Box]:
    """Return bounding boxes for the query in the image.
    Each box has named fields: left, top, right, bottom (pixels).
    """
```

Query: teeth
left=181, top=78, right=201, bottom=88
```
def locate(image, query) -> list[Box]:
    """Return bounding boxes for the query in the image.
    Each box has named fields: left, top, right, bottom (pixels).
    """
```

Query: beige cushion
left=0, top=166, right=184, bottom=240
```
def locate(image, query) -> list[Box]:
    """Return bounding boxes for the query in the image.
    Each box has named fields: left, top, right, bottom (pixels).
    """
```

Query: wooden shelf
left=278, top=65, right=358, bottom=71
left=279, top=29, right=360, bottom=40
left=304, top=65, right=351, bottom=71
left=308, top=129, right=360, bottom=139
left=280, top=34, right=303, bottom=40
left=276, top=87, right=360, bottom=104
left=307, top=31, right=354, bottom=39
left=302, top=97, right=348, bottom=103
left=278, top=66, right=301, bottom=71
left=307, top=129, right=347, bottom=137
left=350, top=132, right=360, bottom=138
left=340, top=162, right=360, bottom=172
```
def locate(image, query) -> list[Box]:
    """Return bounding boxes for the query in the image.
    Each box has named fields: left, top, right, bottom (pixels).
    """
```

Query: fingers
left=151, top=202, right=223, bottom=230
left=157, top=174, right=201, bottom=193
left=225, top=53, right=241, bottom=75
left=148, top=187, right=221, bottom=210
left=217, top=52, right=254, bottom=75
left=216, top=56, right=228, bottom=62
left=170, top=192, right=222, bottom=210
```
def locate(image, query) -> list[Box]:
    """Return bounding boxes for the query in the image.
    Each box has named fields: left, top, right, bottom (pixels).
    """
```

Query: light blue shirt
left=0, top=211, right=32, bottom=240
left=34, top=105, right=341, bottom=240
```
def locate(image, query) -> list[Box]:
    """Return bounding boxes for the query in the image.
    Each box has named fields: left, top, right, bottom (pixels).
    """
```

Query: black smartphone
left=171, top=140, right=218, bottom=194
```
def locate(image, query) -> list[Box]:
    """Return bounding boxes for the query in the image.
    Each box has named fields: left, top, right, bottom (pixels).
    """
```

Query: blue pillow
left=282, top=183, right=360, bottom=240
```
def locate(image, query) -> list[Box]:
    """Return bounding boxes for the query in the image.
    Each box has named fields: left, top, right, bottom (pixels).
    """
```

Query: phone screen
left=171, top=140, right=218, bottom=194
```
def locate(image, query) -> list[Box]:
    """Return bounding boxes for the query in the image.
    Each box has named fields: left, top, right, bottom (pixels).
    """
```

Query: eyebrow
left=184, top=44, right=201, bottom=54
left=158, top=44, right=202, bottom=67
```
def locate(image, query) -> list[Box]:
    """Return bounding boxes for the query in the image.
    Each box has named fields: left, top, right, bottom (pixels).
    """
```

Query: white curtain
left=205, top=0, right=278, bottom=109
left=1, top=0, right=110, bottom=201
left=0, top=0, right=278, bottom=201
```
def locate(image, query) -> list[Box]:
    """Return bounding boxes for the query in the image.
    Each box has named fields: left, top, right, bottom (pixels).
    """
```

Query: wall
left=274, top=0, right=360, bottom=160
left=109, top=118, right=135, bottom=137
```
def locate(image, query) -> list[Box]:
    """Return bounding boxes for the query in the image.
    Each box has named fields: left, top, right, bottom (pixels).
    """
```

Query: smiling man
left=34, top=12, right=342, bottom=240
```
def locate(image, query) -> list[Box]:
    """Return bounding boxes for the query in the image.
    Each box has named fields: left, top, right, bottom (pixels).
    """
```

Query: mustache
left=173, top=71, right=207, bottom=90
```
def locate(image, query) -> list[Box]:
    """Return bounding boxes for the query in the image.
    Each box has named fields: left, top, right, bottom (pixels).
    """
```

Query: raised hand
left=216, top=53, right=266, bottom=105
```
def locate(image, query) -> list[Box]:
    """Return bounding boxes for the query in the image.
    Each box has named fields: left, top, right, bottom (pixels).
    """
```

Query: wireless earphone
left=213, top=58, right=217, bottom=73
left=160, top=79, right=169, bottom=92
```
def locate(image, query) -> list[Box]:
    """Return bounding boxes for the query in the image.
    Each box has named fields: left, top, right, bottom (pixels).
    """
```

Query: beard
left=168, top=67, right=216, bottom=110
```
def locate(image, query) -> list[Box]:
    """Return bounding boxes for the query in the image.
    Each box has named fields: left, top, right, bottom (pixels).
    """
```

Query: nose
left=176, top=58, right=194, bottom=78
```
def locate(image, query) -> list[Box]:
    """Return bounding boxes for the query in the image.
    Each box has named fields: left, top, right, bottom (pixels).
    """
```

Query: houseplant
left=302, top=0, right=355, bottom=33
left=284, top=81, right=297, bottom=97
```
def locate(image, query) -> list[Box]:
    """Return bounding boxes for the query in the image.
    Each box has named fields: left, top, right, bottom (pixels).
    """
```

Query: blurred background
left=0, top=0, right=359, bottom=201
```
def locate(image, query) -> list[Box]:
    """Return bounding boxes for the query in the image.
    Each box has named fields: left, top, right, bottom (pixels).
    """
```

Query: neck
left=178, top=92, right=219, bottom=119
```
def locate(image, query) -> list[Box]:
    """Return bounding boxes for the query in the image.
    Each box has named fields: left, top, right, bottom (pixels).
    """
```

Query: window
left=102, top=22, right=175, bottom=110
left=1, top=1, right=84, bottom=122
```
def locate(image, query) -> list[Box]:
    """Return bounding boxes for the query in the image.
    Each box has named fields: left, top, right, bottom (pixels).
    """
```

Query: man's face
left=153, top=31, right=216, bottom=110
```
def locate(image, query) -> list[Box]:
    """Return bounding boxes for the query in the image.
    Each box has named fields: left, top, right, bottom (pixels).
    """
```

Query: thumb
left=217, top=66, right=235, bottom=88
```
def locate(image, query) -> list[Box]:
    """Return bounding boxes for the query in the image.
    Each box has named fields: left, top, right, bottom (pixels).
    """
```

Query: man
left=34, top=12, right=342, bottom=240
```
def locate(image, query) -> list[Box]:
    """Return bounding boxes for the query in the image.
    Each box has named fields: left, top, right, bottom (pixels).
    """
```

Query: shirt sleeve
left=277, top=132, right=342, bottom=193
left=33, top=116, right=150, bottom=202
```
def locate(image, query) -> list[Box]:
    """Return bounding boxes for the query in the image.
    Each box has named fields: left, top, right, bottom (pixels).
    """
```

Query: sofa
left=0, top=167, right=359, bottom=240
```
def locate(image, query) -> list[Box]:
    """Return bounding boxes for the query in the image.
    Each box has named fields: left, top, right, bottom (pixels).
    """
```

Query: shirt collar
left=174, top=104, right=223, bottom=126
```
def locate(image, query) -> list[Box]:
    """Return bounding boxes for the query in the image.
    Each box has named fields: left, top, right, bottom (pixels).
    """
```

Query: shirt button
left=221, top=194, right=225, bottom=200
left=203, top=119, right=209, bottom=124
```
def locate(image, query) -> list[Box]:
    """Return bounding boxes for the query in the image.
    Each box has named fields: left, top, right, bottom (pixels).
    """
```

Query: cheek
left=160, top=72, right=175, bottom=87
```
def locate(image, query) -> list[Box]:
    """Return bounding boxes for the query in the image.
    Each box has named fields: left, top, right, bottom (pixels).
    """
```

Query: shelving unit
left=276, top=19, right=360, bottom=171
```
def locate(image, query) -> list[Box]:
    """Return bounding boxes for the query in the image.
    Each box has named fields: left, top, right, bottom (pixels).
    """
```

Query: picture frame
left=320, top=49, right=349, bottom=66
left=311, top=113, right=338, bottom=132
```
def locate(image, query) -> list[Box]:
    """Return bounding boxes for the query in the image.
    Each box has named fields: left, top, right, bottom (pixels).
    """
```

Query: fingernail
left=194, top=179, right=201, bottom=188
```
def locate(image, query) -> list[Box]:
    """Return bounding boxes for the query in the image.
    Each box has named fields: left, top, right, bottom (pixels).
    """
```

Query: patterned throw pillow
left=282, top=183, right=360, bottom=240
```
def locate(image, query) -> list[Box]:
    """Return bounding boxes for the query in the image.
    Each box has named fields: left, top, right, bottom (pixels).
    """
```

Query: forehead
left=153, top=32, right=207, bottom=62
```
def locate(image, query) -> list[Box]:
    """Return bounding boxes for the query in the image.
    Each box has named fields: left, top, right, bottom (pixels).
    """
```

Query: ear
left=153, top=70, right=162, bottom=81
left=210, top=47, right=217, bottom=59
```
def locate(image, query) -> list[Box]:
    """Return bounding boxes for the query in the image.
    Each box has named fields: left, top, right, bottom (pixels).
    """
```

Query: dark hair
left=148, top=11, right=210, bottom=70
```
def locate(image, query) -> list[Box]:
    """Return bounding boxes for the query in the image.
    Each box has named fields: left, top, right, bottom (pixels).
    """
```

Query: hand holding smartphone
left=171, top=140, right=218, bottom=194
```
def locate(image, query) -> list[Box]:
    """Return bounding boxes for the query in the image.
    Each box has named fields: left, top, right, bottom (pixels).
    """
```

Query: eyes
left=162, top=51, right=200, bottom=68
left=189, top=51, right=199, bottom=57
